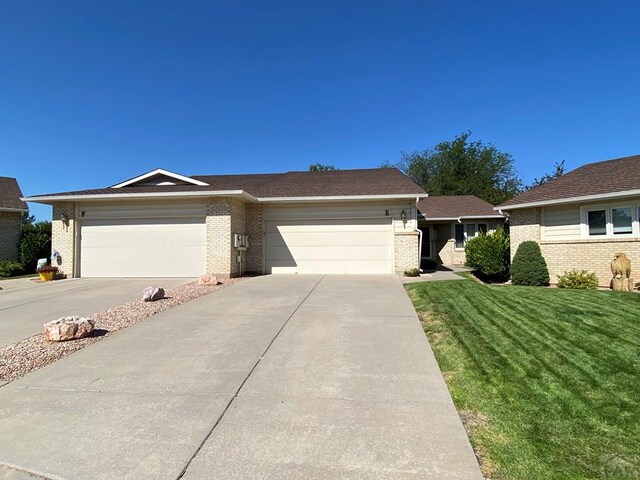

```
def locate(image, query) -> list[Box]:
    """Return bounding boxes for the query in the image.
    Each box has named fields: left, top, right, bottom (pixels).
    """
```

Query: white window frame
left=453, top=222, right=488, bottom=250
left=580, top=203, right=639, bottom=238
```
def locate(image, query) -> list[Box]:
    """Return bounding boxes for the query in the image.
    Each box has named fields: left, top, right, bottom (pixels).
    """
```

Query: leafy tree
left=385, top=132, right=522, bottom=205
left=528, top=160, right=565, bottom=189
left=309, top=163, right=338, bottom=171
left=19, top=216, right=52, bottom=272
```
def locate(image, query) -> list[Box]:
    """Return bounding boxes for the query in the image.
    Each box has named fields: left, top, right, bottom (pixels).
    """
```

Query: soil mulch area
left=0, top=279, right=244, bottom=383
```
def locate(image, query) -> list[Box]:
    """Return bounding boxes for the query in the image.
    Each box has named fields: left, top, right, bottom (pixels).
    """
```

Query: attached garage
left=265, top=209, right=395, bottom=274
left=79, top=205, right=206, bottom=278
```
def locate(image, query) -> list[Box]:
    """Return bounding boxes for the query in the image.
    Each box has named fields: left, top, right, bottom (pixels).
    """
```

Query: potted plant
left=36, top=264, right=59, bottom=282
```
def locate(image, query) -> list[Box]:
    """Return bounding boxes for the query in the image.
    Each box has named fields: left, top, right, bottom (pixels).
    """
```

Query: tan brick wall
left=246, top=203, right=264, bottom=274
left=436, top=239, right=466, bottom=265
left=541, top=240, right=640, bottom=287
left=394, top=232, right=419, bottom=274
left=51, top=203, right=76, bottom=276
left=509, top=208, right=541, bottom=261
left=0, top=211, right=23, bottom=262
left=230, top=199, right=247, bottom=276
left=206, top=199, right=232, bottom=277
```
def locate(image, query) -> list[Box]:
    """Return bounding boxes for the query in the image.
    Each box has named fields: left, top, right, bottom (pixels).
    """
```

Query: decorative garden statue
left=610, top=252, right=632, bottom=291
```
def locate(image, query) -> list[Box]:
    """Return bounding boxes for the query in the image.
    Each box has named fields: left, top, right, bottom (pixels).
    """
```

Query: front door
left=419, top=226, right=432, bottom=260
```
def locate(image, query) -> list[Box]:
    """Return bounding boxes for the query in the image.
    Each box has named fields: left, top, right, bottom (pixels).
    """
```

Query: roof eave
left=0, top=206, right=29, bottom=213
left=257, top=193, right=428, bottom=203
left=495, top=188, right=640, bottom=211
left=421, top=214, right=506, bottom=221
left=25, top=190, right=258, bottom=204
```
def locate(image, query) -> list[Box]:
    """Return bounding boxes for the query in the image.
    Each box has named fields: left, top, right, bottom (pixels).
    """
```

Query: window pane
left=455, top=224, right=464, bottom=248
left=478, top=224, right=488, bottom=234
left=587, top=210, right=606, bottom=236
left=466, top=224, right=477, bottom=238
left=612, top=207, right=632, bottom=234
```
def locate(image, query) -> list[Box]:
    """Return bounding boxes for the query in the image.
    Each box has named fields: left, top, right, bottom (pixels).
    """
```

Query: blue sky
left=2, top=1, right=639, bottom=220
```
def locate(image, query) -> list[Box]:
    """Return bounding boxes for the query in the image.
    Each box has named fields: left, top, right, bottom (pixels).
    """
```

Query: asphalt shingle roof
left=417, top=195, right=503, bottom=219
left=29, top=168, right=425, bottom=199
left=0, top=177, right=27, bottom=210
left=498, top=154, right=640, bottom=209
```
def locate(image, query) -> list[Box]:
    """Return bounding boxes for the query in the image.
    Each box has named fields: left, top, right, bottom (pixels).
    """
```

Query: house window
left=454, top=223, right=486, bottom=249
left=583, top=204, right=638, bottom=238
left=587, top=210, right=607, bottom=236
left=455, top=224, right=465, bottom=248
left=612, top=207, right=632, bottom=235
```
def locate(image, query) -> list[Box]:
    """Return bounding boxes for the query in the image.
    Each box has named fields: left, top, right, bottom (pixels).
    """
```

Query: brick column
left=51, top=203, right=76, bottom=277
left=394, top=231, right=419, bottom=274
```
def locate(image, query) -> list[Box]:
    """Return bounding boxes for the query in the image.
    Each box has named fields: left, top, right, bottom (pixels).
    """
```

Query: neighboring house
left=497, top=154, right=640, bottom=287
left=26, top=168, right=426, bottom=278
left=417, top=195, right=505, bottom=267
left=0, top=177, right=28, bottom=262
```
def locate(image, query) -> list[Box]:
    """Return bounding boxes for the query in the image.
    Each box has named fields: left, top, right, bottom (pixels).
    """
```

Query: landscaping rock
left=44, top=317, right=95, bottom=342
left=142, top=286, right=165, bottom=302
left=198, top=274, right=220, bottom=286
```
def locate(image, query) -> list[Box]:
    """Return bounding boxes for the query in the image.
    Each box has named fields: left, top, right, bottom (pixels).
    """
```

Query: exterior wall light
left=400, top=209, right=407, bottom=223
left=60, top=213, right=69, bottom=225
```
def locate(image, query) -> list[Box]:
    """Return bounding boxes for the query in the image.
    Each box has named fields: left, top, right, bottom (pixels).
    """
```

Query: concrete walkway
left=0, top=277, right=192, bottom=349
left=0, top=275, right=482, bottom=480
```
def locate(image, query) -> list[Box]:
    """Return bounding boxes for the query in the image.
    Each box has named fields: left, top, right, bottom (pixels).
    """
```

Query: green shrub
left=0, top=260, right=25, bottom=278
left=404, top=267, right=421, bottom=277
left=510, top=241, right=550, bottom=286
left=465, top=229, right=510, bottom=279
left=557, top=270, right=598, bottom=290
left=19, top=220, right=51, bottom=272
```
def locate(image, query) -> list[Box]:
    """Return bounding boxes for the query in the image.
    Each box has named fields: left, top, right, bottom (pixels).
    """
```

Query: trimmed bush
left=404, top=267, right=421, bottom=277
left=0, top=260, right=25, bottom=278
left=465, top=229, right=510, bottom=279
left=510, top=241, right=550, bottom=286
left=557, top=270, right=598, bottom=290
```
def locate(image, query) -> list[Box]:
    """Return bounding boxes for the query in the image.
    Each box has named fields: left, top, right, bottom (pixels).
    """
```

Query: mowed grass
left=406, top=279, right=640, bottom=479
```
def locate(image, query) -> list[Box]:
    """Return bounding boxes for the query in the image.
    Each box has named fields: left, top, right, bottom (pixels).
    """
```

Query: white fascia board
left=256, top=193, right=428, bottom=202
left=111, top=168, right=209, bottom=188
left=1, top=206, right=29, bottom=213
left=495, top=189, right=640, bottom=211
left=421, top=214, right=505, bottom=221
left=25, top=190, right=258, bottom=204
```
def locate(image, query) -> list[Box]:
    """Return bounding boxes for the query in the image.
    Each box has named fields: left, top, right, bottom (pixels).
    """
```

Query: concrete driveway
left=0, top=277, right=193, bottom=349
left=0, top=275, right=482, bottom=480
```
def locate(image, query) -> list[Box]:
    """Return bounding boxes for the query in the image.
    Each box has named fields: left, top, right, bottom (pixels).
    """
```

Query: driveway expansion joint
left=176, top=275, right=326, bottom=480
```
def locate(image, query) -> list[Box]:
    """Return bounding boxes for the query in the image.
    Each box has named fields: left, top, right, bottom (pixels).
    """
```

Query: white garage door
left=80, top=217, right=206, bottom=277
left=265, top=218, right=393, bottom=274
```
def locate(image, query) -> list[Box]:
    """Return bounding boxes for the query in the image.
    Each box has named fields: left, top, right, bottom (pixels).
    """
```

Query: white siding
left=542, top=206, right=581, bottom=240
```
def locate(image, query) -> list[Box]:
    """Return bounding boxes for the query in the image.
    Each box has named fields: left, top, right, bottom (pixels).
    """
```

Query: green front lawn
left=407, top=279, right=640, bottom=479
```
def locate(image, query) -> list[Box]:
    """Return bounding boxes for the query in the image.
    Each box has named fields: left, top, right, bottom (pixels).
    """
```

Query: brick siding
left=51, top=203, right=75, bottom=276
left=245, top=203, right=264, bottom=274
left=0, top=211, right=23, bottom=262
left=394, top=232, right=419, bottom=274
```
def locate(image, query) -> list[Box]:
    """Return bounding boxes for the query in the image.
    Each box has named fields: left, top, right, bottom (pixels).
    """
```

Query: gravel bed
left=0, top=279, right=244, bottom=383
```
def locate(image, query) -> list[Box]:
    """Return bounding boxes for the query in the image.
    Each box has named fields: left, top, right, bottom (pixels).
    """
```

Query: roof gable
left=0, top=176, right=28, bottom=211
left=111, top=168, right=209, bottom=188
left=498, top=154, right=640, bottom=209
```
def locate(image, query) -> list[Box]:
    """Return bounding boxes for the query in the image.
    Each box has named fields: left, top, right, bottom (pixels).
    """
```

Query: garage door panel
left=265, top=217, right=393, bottom=275
left=80, top=217, right=206, bottom=278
